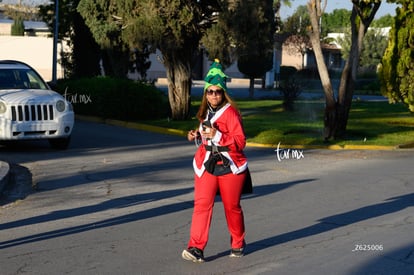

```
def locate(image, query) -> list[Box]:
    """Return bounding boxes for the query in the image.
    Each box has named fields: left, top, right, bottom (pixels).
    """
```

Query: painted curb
left=76, top=115, right=410, bottom=151
left=0, top=116, right=408, bottom=197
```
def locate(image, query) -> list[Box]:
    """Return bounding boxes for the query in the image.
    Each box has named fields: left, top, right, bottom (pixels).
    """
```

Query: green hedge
left=278, top=66, right=297, bottom=81
left=55, top=77, right=170, bottom=120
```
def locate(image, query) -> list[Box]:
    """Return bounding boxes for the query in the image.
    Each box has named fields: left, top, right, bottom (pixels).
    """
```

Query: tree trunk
left=336, top=9, right=359, bottom=138
left=336, top=71, right=354, bottom=138
left=306, top=0, right=336, bottom=141
left=163, top=53, right=192, bottom=120
left=335, top=4, right=378, bottom=138
left=249, top=77, right=255, bottom=98
left=307, top=0, right=380, bottom=141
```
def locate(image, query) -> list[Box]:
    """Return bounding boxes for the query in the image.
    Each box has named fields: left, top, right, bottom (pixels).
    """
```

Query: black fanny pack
left=204, top=152, right=231, bottom=175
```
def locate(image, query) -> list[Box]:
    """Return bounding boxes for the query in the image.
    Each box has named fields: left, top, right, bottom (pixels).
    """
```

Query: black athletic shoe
left=182, top=247, right=205, bottom=263
left=230, top=243, right=245, bottom=257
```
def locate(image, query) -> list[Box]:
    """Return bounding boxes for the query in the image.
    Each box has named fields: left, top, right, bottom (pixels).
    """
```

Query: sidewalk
left=156, top=78, right=389, bottom=101
left=0, top=161, right=10, bottom=194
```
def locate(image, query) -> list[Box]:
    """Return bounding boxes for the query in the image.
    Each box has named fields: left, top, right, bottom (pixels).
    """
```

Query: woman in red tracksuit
left=182, top=60, right=248, bottom=263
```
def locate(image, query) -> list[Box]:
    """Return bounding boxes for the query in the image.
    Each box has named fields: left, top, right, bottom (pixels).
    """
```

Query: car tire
left=48, top=136, right=71, bottom=150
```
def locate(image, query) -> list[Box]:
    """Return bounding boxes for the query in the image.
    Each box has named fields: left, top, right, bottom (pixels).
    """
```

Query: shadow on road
left=0, top=178, right=314, bottom=249
left=350, top=241, right=414, bottom=274
left=0, top=163, right=33, bottom=206
left=244, top=193, right=414, bottom=255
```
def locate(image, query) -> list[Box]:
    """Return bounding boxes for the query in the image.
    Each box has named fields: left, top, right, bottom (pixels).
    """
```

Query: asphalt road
left=0, top=119, right=413, bottom=274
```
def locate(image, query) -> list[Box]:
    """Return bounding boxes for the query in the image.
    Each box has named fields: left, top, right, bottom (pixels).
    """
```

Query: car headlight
left=0, top=101, right=6, bottom=114
left=56, top=100, right=66, bottom=112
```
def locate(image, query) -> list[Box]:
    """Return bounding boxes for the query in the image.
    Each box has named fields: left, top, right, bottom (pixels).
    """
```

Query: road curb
left=76, top=115, right=409, bottom=151
left=0, top=161, right=10, bottom=195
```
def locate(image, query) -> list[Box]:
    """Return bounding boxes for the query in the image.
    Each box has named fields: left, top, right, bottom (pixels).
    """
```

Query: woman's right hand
left=187, top=130, right=197, bottom=141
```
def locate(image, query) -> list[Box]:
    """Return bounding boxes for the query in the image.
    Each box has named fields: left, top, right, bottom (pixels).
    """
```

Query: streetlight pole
left=52, top=0, right=59, bottom=84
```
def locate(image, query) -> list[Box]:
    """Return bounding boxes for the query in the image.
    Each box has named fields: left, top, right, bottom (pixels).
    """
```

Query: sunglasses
left=206, top=89, right=223, bottom=96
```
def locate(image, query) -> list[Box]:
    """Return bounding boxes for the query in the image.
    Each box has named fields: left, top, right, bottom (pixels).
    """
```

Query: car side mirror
left=47, top=81, right=58, bottom=90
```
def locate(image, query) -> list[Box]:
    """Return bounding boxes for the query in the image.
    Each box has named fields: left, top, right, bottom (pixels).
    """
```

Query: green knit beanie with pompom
left=204, top=58, right=228, bottom=92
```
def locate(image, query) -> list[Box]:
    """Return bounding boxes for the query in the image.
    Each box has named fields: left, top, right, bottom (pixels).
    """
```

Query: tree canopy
left=78, top=0, right=213, bottom=119
left=337, top=27, right=388, bottom=69
left=78, top=0, right=277, bottom=120
left=379, top=0, right=414, bottom=111
left=38, top=0, right=101, bottom=78
left=236, top=0, right=275, bottom=97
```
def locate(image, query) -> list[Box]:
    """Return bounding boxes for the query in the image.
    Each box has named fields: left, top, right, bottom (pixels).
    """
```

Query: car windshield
left=0, top=68, right=48, bottom=90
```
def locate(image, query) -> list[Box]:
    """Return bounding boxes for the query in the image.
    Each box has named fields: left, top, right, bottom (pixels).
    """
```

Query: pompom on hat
left=204, top=58, right=228, bottom=92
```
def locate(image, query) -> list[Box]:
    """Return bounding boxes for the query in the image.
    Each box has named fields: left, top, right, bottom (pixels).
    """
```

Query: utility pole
left=52, top=0, right=59, bottom=83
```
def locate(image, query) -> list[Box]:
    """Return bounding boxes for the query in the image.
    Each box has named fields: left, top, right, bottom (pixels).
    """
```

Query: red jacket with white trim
left=193, top=103, right=248, bottom=177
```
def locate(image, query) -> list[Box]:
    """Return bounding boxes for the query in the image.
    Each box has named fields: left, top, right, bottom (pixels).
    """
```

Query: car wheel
left=48, top=136, right=71, bottom=150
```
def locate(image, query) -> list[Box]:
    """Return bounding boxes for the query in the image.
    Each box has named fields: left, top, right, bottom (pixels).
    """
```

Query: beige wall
left=0, top=35, right=295, bottom=83
left=281, top=44, right=302, bottom=70
left=0, top=22, right=11, bottom=35
left=129, top=51, right=245, bottom=81
left=0, top=35, right=64, bottom=81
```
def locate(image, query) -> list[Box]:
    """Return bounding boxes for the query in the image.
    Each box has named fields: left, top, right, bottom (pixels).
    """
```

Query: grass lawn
left=138, top=98, right=414, bottom=148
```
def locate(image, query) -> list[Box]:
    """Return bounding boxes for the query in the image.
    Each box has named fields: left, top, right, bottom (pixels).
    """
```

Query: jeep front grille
left=11, top=104, right=55, bottom=121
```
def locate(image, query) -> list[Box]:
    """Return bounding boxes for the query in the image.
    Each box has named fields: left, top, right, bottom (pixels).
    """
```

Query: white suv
left=0, top=60, right=74, bottom=149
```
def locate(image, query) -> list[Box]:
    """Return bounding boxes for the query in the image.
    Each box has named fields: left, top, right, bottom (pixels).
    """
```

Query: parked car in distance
left=0, top=60, right=74, bottom=149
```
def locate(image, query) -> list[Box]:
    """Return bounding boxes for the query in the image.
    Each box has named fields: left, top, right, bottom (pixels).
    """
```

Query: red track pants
left=187, top=170, right=246, bottom=250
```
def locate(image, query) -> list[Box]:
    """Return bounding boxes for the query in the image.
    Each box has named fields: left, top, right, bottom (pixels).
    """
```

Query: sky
left=280, top=0, right=399, bottom=19
left=0, top=0, right=49, bottom=4
left=1, top=0, right=400, bottom=18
